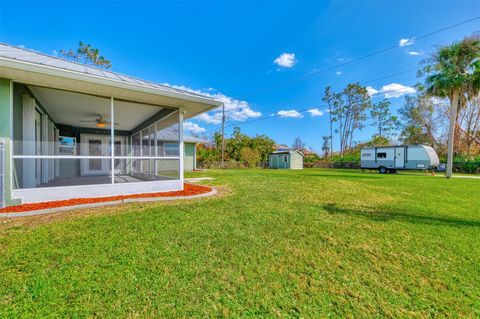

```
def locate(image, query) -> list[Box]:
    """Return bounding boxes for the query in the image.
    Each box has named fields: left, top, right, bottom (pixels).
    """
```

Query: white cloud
left=277, top=109, right=303, bottom=118
left=399, top=38, right=414, bottom=47
left=368, top=83, right=416, bottom=99
left=274, top=53, right=297, bottom=68
left=162, top=83, right=261, bottom=125
left=307, top=108, right=324, bottom=117
left=366, top=86, right=379, bottom=96
left=381, top=83, right=416, bottom=98
left=406, top=50, right=423, bottom=56
left=336, top=71, right=342, bottom=76
left=183, top=121, right=206, bottom=135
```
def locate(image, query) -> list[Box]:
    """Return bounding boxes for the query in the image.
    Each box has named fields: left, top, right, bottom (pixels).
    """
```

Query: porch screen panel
left=12, top=83, right=113, bottom=189
left=113, top=101, right=180, bottom=183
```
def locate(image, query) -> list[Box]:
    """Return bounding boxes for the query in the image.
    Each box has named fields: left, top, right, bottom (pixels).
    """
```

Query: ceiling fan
left=79, top=115, right=119, bottom=128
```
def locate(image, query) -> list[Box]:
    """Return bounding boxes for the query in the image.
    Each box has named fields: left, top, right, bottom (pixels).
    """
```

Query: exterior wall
left=0, top=78, right=21, bottom=206
left=184, top=143, right=196, bottom=171
left=290, top=152, right=304, bottom=169
left=269, top=153, right=304, bottom=169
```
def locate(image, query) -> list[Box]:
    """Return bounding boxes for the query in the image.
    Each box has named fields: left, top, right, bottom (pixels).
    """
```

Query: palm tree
left=420, top=35, right=480, bottom=178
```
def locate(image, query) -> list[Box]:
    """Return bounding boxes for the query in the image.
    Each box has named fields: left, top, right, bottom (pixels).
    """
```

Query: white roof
left=0, top=43, right=223, bottom=119
left=270, top=149, right=304, bottom=156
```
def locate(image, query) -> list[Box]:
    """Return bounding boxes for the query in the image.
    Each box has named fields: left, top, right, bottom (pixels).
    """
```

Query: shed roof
left=270, top=149, right=304, bottom=156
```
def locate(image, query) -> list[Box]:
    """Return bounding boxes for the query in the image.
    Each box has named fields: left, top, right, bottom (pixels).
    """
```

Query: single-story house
left=269, top=150, right=304, bottom=169
left=155, top=127, right=207, bottom=171
left=0, top=43, right=222, bottom=207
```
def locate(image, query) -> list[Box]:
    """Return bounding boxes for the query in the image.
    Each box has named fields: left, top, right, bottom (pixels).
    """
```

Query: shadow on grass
left=303, top=173, right=384, bottom=179
left=323, top=203, right=480, bottom=228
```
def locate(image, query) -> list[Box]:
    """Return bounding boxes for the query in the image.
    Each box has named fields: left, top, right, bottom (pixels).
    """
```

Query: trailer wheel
left=379, top=167, right=387, bottom=174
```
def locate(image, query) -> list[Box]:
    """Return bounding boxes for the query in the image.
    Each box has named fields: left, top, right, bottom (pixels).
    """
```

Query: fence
left=198, top=159, right=480, bottom=174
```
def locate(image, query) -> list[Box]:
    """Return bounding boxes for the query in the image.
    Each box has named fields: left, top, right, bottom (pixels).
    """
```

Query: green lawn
left=1, top=169, right=479, bottom=318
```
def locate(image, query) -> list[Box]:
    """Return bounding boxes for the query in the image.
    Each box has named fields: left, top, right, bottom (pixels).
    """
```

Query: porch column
left=179, top=108, right=184, bottom=188
left=110, top=97, right=115, bottom=184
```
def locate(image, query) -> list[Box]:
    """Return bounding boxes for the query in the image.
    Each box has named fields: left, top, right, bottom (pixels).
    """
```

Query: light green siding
left=184, top=143, right=196, bottom=171
left=0, top=78, right=21, bottom=205
left=269, top=152, right=303, bottom=169
left=290, top=152, right=304, bottom=169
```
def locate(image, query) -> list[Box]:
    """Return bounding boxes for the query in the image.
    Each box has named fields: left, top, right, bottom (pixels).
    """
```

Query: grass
left=1, top=168, right=479, bottom=318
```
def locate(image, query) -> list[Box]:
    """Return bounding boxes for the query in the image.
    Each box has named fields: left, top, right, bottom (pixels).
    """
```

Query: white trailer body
left=361, top=145, right=439, bottom=172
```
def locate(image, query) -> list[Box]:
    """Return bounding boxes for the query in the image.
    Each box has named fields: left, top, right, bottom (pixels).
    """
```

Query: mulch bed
left=0, top=183, right=212, bottom=213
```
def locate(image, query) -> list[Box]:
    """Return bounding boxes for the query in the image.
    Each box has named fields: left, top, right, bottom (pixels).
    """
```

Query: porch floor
left=38, top=174, right=175, bottom=187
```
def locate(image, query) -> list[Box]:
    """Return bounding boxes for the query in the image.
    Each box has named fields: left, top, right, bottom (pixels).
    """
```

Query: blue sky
left=1, top=1, right=479, bottom=152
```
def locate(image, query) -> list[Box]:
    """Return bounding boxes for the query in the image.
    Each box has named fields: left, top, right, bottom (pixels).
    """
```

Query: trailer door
left=395, top=147, right=405, bottom=168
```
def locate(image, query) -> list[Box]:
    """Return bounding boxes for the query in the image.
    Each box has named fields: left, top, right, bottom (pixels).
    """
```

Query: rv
left=361, top=145, right=440, bottom=174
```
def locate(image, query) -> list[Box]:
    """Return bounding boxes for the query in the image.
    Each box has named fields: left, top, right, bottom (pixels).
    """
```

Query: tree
left=292, top=137, right=307, bottom=152
left=322, top=86, right=338, bottom=155
left=250, top=134, right=276, bottom=163
left=60, top=41, right=112, bottom=69
left=333, top=83, right=371, bottom=155
left=321, top=135, right=331, bottom=159
left=458, top=95, right=480, bottom=155
left=241, top=147, right=261, bottom=168
left=399, top=94, right=443, bottom=145
left=419, top=34, right=480, bottom=178
left=370, top=99, right=399, bottom=138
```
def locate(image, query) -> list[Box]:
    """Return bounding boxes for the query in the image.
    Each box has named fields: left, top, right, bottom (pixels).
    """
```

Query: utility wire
left=244, top=16, right=480, bottom=98
left=198, top=16, right=479, bottom=136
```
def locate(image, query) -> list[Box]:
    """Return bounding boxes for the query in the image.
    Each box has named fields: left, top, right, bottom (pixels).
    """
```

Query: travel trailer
left=360, top=145, right=440, bottom=173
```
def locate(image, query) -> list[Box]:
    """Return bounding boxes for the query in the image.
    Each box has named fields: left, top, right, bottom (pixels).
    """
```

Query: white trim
left=12, top=179, right=183, bottom=203
left=9, top=79, right=13, bottom=198
left=111, top=97, right=115, bottom=184
left=179, top=109, right=184, bottom=186
left=12, top=155, right=181, bottom=160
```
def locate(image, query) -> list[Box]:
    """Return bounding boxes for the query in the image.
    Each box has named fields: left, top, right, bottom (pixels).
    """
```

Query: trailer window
left=283, top=155, right=288, bottom=162
left=377, top=152, right=387, bottom=159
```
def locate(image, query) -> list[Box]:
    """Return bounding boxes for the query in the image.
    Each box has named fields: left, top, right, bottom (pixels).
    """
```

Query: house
left=0, top=43, right=222, bottom=207
left=155, top=127, right=207, bottom=171
left=268, top=150, right=304, bottom=169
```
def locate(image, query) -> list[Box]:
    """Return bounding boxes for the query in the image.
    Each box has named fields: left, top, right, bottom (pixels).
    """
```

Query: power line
left=244, top=16, right=480, bottom=98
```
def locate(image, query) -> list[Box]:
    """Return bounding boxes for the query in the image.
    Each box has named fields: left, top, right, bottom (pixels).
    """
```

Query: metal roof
left=0, top=43, right=218, bottom=103
left=156, top=127, right=208, bottom=144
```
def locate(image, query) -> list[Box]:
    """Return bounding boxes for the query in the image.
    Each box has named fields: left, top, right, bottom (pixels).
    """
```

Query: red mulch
left=0, top=183, right=212, bottom=214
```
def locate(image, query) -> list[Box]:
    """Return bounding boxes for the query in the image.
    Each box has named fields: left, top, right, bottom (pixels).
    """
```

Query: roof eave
left=0, top=57, right=223, bottom=108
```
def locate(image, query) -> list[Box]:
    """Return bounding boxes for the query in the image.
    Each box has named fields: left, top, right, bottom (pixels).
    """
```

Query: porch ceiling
left=29, top=85, right=164, bottom=131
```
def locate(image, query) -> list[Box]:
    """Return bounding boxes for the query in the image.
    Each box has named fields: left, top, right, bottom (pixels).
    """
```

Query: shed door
left=395, top=147, right=405, bottom=168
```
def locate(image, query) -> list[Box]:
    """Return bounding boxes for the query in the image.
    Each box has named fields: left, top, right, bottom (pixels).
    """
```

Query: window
left=362, top=153, right=371, bottom=158
left=377, top=152, right=387, bottom=159
left=165, top=143, right=179, bottom=156
left=283, top=155, right=288, bottom=162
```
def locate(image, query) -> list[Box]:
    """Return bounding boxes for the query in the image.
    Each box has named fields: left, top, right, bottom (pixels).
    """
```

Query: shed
left=269, top=150, right=304, bottom=169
